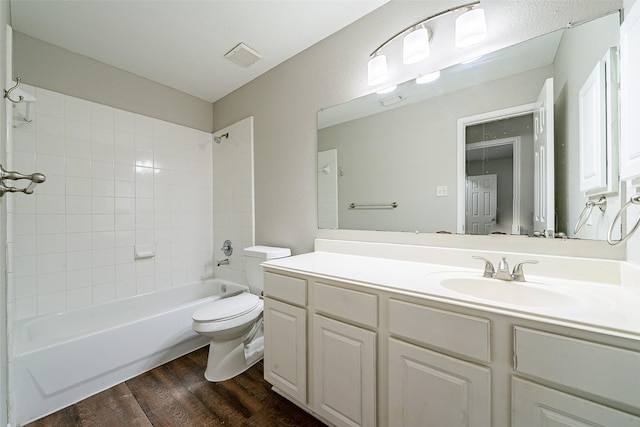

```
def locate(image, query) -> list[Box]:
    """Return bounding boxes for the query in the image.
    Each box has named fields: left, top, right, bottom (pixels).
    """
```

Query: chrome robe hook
left=4, top=77, right=25, bottom=104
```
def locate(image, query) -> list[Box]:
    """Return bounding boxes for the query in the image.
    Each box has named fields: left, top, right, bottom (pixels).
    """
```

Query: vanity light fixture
left=367, top=54, right=388, bottom=86
left=403, top=25, right=431, bottom=64
left=455, top=7, right=487, bottom=48
left=416, top=70, right=441, bottom=84
left=368, top=1, right=486, bottom=86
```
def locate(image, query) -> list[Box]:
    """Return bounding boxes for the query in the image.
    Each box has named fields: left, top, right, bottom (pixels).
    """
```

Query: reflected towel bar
left=349, top=202, right=398, bottom=209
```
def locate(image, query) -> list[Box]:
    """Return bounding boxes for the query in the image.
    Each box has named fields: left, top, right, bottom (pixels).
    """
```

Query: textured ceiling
left=10, top=0, right=622, bottom=104
left=10, top=0, right=389, bottom=102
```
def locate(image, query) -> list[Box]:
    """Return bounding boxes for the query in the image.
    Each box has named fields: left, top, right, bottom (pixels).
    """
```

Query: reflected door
left=533, top=78, right=555, bottom=236
left=466, top=174, right=497, bottom=235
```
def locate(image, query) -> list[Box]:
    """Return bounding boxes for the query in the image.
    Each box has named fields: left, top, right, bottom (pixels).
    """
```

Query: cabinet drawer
left=264, top=272, right=307, bottom=307
left=389, top=299, right=491, bottom=364
left=514, top=327, right=640, bottom=410
left=314, top=282, right=378, bottom=328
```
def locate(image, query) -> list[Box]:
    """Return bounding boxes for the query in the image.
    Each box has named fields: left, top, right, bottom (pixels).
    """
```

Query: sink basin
left=432, top=274, right=582, bottom=309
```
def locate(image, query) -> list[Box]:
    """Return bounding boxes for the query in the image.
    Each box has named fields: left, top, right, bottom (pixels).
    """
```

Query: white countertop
left=264, top=251, right=640, bottom=340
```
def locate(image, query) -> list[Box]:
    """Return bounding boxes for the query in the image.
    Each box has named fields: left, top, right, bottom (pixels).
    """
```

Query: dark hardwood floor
left=27, top=347, right=327, bottom=427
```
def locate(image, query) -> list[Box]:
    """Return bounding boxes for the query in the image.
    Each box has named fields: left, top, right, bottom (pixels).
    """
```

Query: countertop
left=263, top=251, right=640, bottom=340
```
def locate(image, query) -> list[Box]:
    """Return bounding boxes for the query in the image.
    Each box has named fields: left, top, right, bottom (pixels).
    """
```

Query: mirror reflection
left=317, top=11, right=621, bottom=240
left=465, top=115, right=534, bottom=235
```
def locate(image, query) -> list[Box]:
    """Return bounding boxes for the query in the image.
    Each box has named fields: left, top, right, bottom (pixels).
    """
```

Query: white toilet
left=191, top=245, right=291, bottom=382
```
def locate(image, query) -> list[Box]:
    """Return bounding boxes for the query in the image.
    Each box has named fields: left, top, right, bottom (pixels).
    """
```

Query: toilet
left=191, top=245, right=291, bottom=382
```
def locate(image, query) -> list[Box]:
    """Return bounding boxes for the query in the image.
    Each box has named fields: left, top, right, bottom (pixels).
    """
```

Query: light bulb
left=367, top=54, right=388, bottom=86
left=455, top=8, right=487, bottom=48
left=403, top=27, right=430, bottom=64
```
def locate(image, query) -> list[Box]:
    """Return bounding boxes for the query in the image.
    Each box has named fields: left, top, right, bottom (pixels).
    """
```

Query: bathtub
left=13, top=279, right=246, bottom=425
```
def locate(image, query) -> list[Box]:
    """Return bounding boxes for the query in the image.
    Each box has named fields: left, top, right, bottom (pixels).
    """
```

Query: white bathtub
left=13, top=279, right=246, bottom=425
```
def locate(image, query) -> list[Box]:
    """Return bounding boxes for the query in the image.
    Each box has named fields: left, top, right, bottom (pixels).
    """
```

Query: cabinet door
left=388, top=338, right=491, bottom=427
left=621, top=0, right=640, bottom=181
left=313, top=314, right=376, bottom=427
left=263, top=298, right=307, bottom=404
left=512, top=378, right=640, bottom=427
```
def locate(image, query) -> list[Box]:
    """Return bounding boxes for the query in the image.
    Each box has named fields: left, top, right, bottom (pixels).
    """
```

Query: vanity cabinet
left=512, top=326, right=640, bottom=426
left=388, top=338, right=491, bottom=427
left=512, top=378, right=640, bottom=426
left=263, top=272, right=308, bottom=404
left=313, top=314, right=376, bottom=427
left=312, top=281, right=378, bottom=427
left=262, top=266, right=640, bottom=427
left=387, top=298, right=492, bottom=427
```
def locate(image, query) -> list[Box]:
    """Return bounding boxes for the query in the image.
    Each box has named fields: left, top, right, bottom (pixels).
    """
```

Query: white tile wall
left=8, top=86, right=214, bottom=319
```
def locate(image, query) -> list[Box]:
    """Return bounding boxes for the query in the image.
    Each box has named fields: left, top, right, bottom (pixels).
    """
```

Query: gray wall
left=13, top=32, right=214, bottom=132
left=213, top=1, right=627, bottom=256
left=212, top=1, right=614, bottom=255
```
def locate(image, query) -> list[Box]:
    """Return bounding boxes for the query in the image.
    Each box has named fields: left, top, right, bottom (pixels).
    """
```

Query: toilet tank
left=243, top=246, right=291, bottom=294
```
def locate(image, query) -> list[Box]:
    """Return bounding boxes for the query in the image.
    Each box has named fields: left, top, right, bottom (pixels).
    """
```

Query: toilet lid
left=192, top=293, right=260, bottom=323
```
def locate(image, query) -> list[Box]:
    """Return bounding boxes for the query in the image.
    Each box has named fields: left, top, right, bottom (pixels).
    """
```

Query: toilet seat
left=192, top=293, right=260, bottom=323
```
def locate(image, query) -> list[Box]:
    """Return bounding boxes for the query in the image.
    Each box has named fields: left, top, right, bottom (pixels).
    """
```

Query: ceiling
left=10, top=0, right=389, bottom=103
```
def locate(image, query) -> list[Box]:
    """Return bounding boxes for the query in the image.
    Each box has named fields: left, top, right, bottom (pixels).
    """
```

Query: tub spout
left=217, top=259, right=229, bottom=266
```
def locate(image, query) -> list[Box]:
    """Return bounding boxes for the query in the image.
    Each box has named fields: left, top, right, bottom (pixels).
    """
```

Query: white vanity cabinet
left=511, top=327, right=640, bottom=426
left=512, top=378, right=640, bottom=426
left=312, top=281, right=378, bottom=427
left=262, top=265, right=640, bottom=427
left=387, top=298, right=492, bottom=427
left=313, top=314, right=376, bottom=427
left=263, top=272, right=308, bottom=404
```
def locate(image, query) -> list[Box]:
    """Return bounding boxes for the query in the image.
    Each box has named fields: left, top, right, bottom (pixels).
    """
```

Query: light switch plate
left=436, top=185, right=448, bottom=197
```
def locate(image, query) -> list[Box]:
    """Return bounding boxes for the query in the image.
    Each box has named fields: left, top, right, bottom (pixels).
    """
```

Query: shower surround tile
left=9, top=87, right=214, bottom=319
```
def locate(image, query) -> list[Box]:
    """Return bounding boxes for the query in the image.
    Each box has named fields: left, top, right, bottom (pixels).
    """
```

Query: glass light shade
left=416, top=70, right=440, bottom=84
left=455, top=8, right=487, bottom=48
left=368, top=54, right=388, bottom=86
left=403, top=27, right=430, bottom=64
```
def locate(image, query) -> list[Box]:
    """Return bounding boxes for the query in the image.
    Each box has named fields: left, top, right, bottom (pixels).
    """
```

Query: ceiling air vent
left=224, top=43, right=263, bottom=68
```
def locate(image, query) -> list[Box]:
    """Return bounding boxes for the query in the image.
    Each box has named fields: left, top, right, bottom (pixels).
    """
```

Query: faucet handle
left=472, top=256, right=495, bottom=278
left=221, top=239, right=233, bottom=256
left=512, top=260, right=539, bottom=282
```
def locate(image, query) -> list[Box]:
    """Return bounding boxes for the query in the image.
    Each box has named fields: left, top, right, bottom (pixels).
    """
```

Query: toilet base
left=203, top=330, right=264, bottom=382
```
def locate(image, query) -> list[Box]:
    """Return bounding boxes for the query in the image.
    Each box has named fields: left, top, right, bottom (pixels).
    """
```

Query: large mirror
left=317, top=11, right=622, bottom=240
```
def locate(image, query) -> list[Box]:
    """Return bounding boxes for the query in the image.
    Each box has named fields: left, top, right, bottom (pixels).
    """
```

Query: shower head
left=214, top=132, right=229, bottom=144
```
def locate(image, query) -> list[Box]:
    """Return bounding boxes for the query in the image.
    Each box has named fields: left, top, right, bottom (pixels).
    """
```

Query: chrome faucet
left=217, top=258, right=229, bottom=266
left=495, top=257, right=512, bottom=281
left=473, top=256, right=538, bottom=282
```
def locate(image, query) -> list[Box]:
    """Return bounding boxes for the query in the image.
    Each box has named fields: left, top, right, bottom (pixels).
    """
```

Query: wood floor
left=26, top=347, right=327, bottom=427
